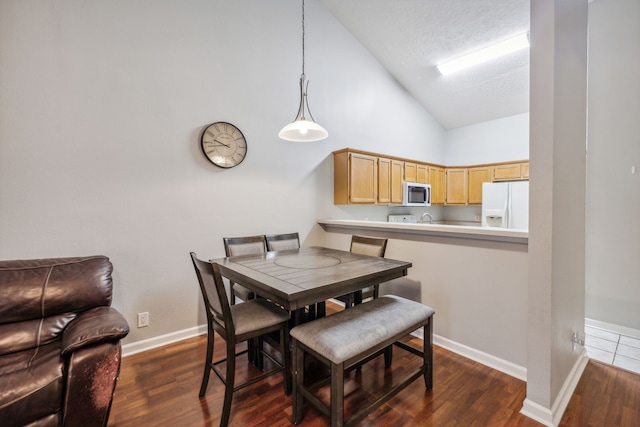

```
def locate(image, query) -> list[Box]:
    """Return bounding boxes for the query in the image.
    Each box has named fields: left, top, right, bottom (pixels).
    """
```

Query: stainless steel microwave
left=402, top=182, right=431, bottom=206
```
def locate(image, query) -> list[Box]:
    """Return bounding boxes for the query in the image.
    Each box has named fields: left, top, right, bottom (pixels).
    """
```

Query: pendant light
left=278, top=0, right=328, bottom=142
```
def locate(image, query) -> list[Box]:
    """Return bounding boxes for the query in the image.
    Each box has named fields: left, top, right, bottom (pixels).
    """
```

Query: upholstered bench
left=290, top=295, right=435, bottom=427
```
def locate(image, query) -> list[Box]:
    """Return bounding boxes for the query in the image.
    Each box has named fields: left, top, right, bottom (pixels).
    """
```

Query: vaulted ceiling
left=320, top=0, right=530, bottom=130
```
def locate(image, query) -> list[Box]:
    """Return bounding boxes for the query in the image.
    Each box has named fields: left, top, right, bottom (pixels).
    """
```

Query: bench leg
left=330, top=361, right=345, bottom=427
left=424, top=318, right=433, bottom=390
left=292, top=339, right=304, bottom=424
left=384, top=344, right=393, bottom=368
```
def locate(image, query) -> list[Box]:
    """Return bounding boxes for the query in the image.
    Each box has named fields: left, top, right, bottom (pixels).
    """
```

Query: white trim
left=520, top=399, right=554, bottom=427
left=433, top=334, right=527, bottom=381
left=121, top=323, right=526, bottom=384
left=122, top=325, right=207, bottom=357
left=520, top=349, right=589, bottom=427
left=585, top=318, right=640, bottom=340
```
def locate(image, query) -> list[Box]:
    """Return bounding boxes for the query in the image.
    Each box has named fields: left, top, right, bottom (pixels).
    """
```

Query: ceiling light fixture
left=437, top=33, right=530, bottom=76
left=278, top=0, right=328, bottom=142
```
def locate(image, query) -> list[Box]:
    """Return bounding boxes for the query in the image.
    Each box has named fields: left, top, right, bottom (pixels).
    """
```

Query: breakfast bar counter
left=317, top=219, right=528, bottom=245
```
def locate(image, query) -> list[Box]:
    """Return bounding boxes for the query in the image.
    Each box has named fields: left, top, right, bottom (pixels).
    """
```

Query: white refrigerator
left=481, top=181, right=529, bottom=230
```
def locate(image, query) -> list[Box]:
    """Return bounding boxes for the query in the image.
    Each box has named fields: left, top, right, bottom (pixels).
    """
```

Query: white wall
left=585, top=0, right=640, bottom=332
left=524, top=1, right=588, bottom=424
left=0, top=0, right=444, bottom=344
left=444, top=113, right=530, bottom=165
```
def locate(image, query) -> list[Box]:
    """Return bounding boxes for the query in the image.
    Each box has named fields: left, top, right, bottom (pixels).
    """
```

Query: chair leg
left=256, top=337, right=265, bottom=370
left=353, top=290, right=363, bottom=306
left=292, top=339, right=304, bottom=424
left=424, top=319, right=433, bottom=390
left=316, top=301, right=326, bottom=318
left=221, top=340, right=236, bottom=427
left=199, top=324, right=215, bottom=397
left=281, top=326, right=292, bottom=395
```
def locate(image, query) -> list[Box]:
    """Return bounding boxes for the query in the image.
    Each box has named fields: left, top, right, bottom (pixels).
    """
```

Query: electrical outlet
left=475, top=214, right=481, bottom=222
left=137, top=312, right=150, bottom=328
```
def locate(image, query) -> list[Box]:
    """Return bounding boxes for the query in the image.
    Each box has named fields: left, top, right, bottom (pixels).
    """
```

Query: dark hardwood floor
left=108, top=303, right=640, bottom=427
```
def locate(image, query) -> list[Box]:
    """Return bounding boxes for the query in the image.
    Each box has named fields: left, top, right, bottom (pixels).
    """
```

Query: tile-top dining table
left=211, top=246, right=412, bottom=318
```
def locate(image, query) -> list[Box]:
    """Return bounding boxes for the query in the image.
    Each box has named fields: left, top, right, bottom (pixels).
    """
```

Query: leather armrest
left=62, top=306, right=130, bottom=355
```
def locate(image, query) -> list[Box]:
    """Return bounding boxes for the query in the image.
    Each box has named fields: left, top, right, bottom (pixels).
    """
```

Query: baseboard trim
left=122, top=325, right=207, bottom=357
left=122, top=323, right=527, bottom=384
left=433, top=334, right=527, bottom=381
left=520, top=348, right=589, bottom=427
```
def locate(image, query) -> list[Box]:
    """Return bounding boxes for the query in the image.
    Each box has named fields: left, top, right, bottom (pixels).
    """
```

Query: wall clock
left=200, top=122, right=247, bottom=168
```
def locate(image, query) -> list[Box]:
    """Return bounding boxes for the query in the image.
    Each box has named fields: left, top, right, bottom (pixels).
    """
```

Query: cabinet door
left=404, top=162, right=417, bottom=182
left=429, top=167, right=445, bottom=205
left=445, top=168, right=468, bottom=205
left=468, top=166, right=491, bottom=204
left=350, top=153, right=377, bottom=203
left=390, top=159, right=404, bottom=205
left=377, top=157, right=391, bottom=204
left=416, top=164, right=428, bottom=184
left=493, top=163, right=522, bottom=181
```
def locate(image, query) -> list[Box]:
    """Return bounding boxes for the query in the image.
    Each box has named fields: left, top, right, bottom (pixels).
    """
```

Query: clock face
left=200, top=122, right=247, bottom=168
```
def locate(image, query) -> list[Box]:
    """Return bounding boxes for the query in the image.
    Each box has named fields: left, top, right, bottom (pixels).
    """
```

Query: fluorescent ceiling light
left=437, top=33, right=530, bottom=76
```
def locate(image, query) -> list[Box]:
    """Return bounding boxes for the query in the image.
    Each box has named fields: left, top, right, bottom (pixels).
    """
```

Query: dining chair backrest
left=265, top=232, right=300, bottom=252
left=350, top=235, right=388, bottom=258
left=190, top=252, right=234, bottom=334
left=223, top=235, right=267, bottom=257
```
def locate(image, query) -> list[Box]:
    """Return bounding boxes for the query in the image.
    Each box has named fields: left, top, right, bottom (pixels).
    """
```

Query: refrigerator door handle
left=505, top=183, right=512, bottom=228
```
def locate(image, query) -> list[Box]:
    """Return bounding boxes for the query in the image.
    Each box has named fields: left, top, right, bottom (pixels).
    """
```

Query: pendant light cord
left=301, top=0, right=305, bottom=79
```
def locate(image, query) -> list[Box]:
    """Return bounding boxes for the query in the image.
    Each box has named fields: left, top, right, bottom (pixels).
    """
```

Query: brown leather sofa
left=0, top=256, right=130, bottom=427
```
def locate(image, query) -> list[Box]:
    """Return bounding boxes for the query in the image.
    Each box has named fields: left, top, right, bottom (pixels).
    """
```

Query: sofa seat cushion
left=0, top=341, right=63, bottom=426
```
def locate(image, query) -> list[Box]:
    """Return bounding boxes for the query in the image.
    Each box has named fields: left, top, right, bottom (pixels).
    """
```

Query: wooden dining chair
left=190, top=252, right=291, bottom=427
left=223, top=235, right=267, bottom=305
left=337, top=235, right=388, bottom=308
left=265, top=232, right=300, bottom=252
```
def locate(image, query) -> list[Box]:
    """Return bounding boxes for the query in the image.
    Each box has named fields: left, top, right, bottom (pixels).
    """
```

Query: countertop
left=317, top=219, right=528, bottom=244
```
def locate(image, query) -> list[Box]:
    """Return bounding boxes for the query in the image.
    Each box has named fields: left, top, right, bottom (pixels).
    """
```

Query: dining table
left=211, top=246, right=412, bottom=321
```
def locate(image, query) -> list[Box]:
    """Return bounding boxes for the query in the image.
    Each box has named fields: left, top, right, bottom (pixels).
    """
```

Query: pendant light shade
left=279, top=0, right=328, bottom=142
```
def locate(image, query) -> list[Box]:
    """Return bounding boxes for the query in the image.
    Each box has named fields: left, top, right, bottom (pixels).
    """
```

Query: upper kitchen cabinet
left=492, top=161, right=529, bottom=181
left=377, top=157, right=391, bottom=204
left=416, top=164, right=429, bottom=184
left=390, top=159, right=404, bottom=204
left=445, top=168, right=468, bottom=205
left=468, top=166, right=492, bottom=204
left=429, top=166, right=445, bottom=205
left=404, top=162, right=417, bottom=182
left=334, top=149, right=377, bottom=204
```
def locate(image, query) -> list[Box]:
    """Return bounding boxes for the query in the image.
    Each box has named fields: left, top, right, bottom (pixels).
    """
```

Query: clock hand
left=213, top=138, right=230, bottom=148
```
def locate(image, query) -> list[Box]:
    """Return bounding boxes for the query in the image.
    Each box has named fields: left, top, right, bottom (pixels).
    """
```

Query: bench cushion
left=290, top=295, right=434, bottom=364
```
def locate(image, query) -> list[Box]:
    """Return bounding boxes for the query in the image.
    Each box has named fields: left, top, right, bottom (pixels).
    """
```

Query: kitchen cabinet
left=445, top=168, right=468, bottom=205
left=334, top=150, right=377, bottom=204
left=492, top=162, right=529, bottom=181
left=468, top=166, right=491, bottom=204
left=416, top=164, right=429, bottom=184
left=377, top=157, right=391, bottom=204
left=429, top=167, right=445, bottom=205
left=390, top=159, right=404, bottom=204
left=333, top=148, right=527, bottom=206
left=404, top=162, right=417, bottom=182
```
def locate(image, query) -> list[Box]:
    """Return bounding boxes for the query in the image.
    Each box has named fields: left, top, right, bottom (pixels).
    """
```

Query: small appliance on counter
left=388, top=214, right=417, bottom=223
